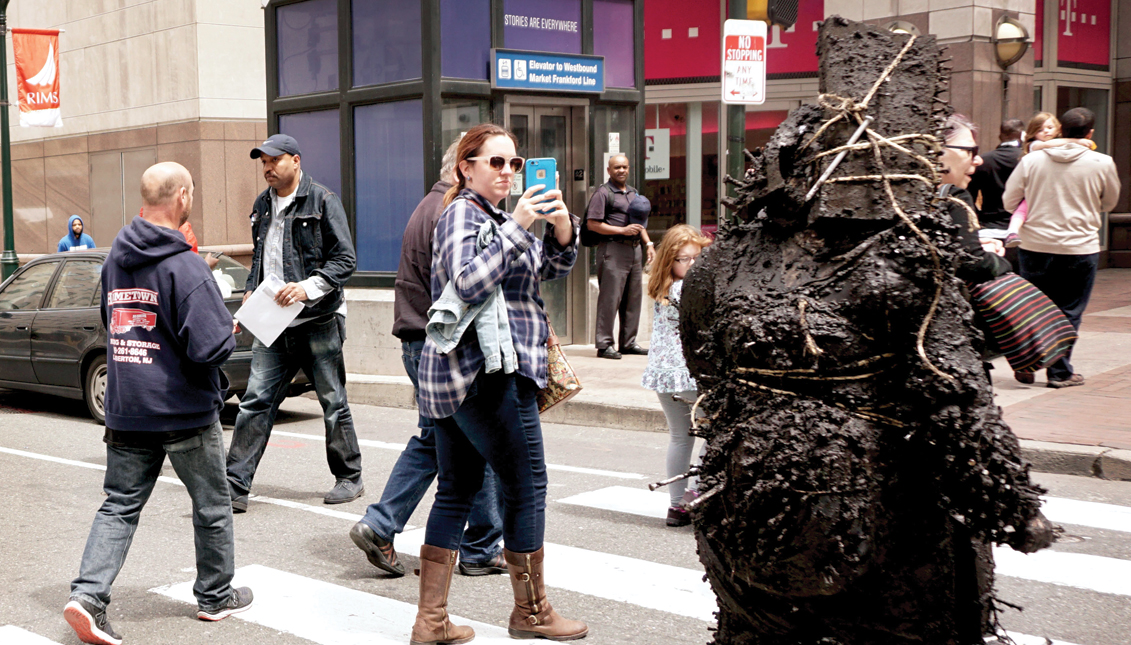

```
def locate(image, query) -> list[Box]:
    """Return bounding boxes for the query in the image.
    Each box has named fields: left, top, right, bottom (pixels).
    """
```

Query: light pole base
left=1, top=250, right=18, bottom=281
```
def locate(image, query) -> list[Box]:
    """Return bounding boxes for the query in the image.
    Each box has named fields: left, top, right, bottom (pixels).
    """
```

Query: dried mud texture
left=680, top=17, right=1046, bottom=645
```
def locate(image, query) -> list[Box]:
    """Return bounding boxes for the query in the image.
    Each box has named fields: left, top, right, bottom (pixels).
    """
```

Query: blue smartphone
left=525, top=157, right=557, bottom=213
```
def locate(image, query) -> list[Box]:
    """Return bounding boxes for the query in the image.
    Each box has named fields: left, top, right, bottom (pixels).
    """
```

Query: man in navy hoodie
left=65, top=163, right=252, bottom=645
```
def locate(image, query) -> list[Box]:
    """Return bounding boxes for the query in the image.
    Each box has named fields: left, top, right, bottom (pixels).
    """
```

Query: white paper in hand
left=234, top=274, right=304, bottom=346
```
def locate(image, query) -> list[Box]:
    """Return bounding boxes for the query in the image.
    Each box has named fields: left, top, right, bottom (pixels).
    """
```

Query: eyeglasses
left=945, top=144, right=979, bottom=158
left=467, top=155, right=525, bottom=172
left=674, top=256, right=697, bottom=265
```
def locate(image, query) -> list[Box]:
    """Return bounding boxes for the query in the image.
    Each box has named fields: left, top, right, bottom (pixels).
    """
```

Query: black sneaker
left=197, top=586, right=254, bottom=621
left=666, top=505, right=691, bottom=527
left=64, top=598, right=122, bottom=645
left=349, top=521, right=405, bottom=576
left=324, top=478, right=364, bottom=504
left=459, top=553, right=507, bottom=576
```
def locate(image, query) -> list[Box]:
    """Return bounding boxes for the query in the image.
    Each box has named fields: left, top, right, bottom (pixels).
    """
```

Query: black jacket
left=102, top=217, right=236, bottom=432
left=392, top=180, right=451, bottom=341
left=941, top=185, right=1012, bottom=284
left=246, top=172, right=356, bottom=320
left=968, top=142, right=1023, bottom=230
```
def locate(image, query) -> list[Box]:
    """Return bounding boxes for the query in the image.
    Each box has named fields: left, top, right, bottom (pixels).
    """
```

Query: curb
left=344, top=378, right=1131, bottom=481
left=1020, top=440, right=1131, bottom=481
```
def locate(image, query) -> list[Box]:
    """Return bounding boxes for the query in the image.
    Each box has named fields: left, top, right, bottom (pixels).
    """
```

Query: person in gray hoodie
left=1003, top=107, right=1121, bottom=388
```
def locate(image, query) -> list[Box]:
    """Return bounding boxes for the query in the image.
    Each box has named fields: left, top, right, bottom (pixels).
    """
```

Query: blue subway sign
left=491, top=49, right=605, bottom=94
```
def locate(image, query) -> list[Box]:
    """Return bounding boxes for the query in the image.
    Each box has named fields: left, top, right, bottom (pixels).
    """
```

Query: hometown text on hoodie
left=101, top=216, right=236, bottom=433
left=58, top=214, right=96, bottom=252
left=1002, top=143, right=1121, bottom=255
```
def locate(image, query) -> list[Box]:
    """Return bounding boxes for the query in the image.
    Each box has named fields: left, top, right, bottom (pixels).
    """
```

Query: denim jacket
left=426, top=218, right=517, bottom=374
left=246, top=172, right=357, bottom=320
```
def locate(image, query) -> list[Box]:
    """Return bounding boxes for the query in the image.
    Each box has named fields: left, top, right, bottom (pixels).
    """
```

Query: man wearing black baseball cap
left=226, top=133, right=364, bottom=511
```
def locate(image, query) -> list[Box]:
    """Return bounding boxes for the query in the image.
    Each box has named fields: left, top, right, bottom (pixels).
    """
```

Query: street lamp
left=993, top=15, right=1030, bottom=70
left=993, top=15, right=1030, bottom=123
left=882, top=21, right=921, bottom=37
left=0, top=0, right=16, bottom=281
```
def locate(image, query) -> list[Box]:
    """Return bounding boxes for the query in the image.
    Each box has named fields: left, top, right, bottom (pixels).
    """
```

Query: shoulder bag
left=968, top=273, right=1077, bottom=373
left=537, top=322, right=582, bottom=413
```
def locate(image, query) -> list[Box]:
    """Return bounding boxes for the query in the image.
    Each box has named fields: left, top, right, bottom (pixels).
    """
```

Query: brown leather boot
left=504, top=547, right=588, bottom=640
left=410, top=545, right=475, bottom=645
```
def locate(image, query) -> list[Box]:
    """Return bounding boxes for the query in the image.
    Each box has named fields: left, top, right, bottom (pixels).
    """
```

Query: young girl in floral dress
left=642, top=225, right=712, bottom=526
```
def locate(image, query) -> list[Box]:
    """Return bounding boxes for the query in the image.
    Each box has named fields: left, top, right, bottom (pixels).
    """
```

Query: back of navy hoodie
left=102, top=216, right=236, bottom=432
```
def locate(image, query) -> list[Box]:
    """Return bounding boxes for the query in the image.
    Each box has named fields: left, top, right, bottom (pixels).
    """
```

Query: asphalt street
left=1, top=389, right=1129, bottom=645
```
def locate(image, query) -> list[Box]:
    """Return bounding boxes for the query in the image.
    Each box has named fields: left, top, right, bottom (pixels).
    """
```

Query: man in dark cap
left=225, top=134, right=363, bottom=511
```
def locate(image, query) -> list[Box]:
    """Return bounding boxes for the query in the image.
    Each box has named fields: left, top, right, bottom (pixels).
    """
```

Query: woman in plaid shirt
left=409, top=124, right=587, bottom=644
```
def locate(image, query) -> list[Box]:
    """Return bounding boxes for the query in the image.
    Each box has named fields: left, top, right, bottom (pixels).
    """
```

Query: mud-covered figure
left=679, top=18, right=1053, bottom=645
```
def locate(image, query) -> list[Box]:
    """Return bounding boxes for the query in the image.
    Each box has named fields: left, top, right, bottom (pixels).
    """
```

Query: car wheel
left=84, top=354, right=108, bottom=425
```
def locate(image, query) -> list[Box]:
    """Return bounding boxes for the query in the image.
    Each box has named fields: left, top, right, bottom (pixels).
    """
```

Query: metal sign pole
left=724, top=1, right=748, bottom=224
left=0, top=0, right=17, bottom=280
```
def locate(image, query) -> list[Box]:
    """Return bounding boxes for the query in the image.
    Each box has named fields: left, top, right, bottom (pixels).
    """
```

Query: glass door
left=507, top=106, right=575, bottom=343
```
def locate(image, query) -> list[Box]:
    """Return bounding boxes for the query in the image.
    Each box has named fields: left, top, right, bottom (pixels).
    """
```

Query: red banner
left=1057, top=0, right=1110, bottom=71
left=12, top=29, right=62, bottom=128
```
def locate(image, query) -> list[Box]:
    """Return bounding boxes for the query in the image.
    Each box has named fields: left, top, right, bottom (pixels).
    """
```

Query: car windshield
left=214, top=255, right=250, bottom=294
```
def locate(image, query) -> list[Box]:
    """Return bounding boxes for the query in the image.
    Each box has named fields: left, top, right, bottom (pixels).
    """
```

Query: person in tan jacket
left=1003, top=107, right=1121, bottom=388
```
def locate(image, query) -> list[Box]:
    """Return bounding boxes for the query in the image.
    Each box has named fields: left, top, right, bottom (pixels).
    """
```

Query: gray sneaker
left=324, top=478, right=364, bottom=504
left=198, top=586, right=254, bottom=621
left=64, top=598, right=122, bottom=645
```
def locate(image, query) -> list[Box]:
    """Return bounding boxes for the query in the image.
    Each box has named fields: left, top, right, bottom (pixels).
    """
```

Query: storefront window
left=441, top=0, right=491, bottom=80
left=641, top=102, right=720, bottom=236
left=1057, top=87, right=1109, bottom=154
left=354, top=100, right=425, bottom=272
left=279, top=110, right=342, bottom=197
left=503, top=0, right=581, bottom=54
left=441, top=99, right=492, bottom=153
left=353, top=0, right=422, bottom=87
left=744, top=110, right=790, bottom=152
left=277, top=0, right=338, bottom=97
left=594, top=0, right=635, bottom=88
left=591, top=105, right=638, bottom=274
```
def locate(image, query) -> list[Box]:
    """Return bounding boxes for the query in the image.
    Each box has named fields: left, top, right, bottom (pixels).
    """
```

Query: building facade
left=641, top=0, right=1127, bottom=264
left=1, top=0, right=1127, bottom=380
left=0, top=0, right=269, bottom=262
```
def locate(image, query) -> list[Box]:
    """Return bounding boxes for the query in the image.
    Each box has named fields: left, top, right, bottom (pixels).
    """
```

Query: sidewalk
left=346, top=269, right=1131, bottom=479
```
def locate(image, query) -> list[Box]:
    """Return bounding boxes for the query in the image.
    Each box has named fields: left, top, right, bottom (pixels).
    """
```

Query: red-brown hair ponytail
left=443, top=123, right=519, bottom=206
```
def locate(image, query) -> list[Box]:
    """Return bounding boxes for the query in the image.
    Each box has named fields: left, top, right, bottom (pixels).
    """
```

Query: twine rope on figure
left=799, top=33, right=958, bottom=382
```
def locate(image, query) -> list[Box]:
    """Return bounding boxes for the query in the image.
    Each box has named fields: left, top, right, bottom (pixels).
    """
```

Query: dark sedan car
left=0, top=249, right=309, bottom=423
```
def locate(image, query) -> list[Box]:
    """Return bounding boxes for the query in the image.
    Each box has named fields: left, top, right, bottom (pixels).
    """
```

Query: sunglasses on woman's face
left=945, top=144, right=979, bottom=158
left=467, top=155, right=525, bottom=172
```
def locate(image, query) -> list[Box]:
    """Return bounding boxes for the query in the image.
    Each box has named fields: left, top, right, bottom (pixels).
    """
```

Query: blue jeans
left=227, top=316, right=361, bottom=497
left=427, top=371, right=546, bottom=554
left=1019, top=250, right=1099, bottom=381
left=361, top=340, right=503, bottom=562
left=71, top=422, right=235, bottom=611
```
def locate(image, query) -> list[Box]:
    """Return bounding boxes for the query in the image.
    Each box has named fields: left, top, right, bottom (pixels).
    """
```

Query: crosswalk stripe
left=999, top=632, right=1082, bottom=645
left=559, top=486, right=1131, bottom=538
left=271, top=430, right=646, bottom=480
left=992, top=546, right=1131, bottom=597
left=1040, top=495, right=1131, bottom=534
left=151, top=564, right=515, bottom=645
left=394, top=528, right=718, bottom=621
left=0, top=626, right=62, bottom=645
left=559, top=485, right=668, bottom=519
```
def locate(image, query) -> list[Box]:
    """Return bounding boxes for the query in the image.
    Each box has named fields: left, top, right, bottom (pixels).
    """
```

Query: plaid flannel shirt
left=418, top=189, right=580, bottom=419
